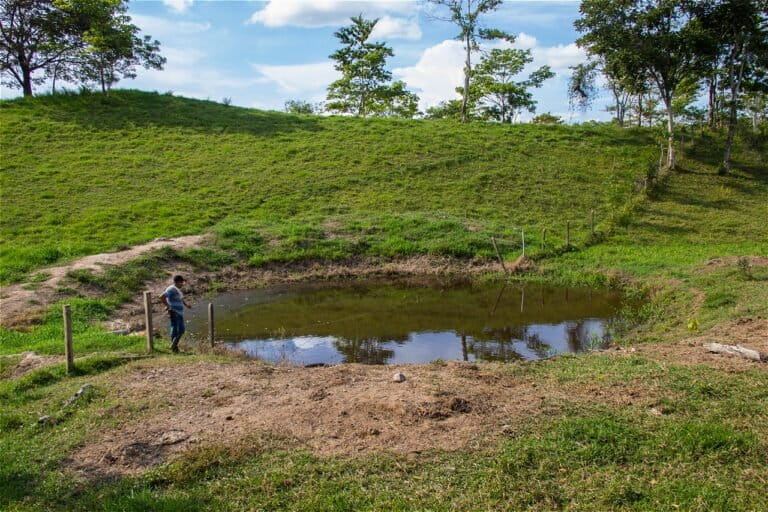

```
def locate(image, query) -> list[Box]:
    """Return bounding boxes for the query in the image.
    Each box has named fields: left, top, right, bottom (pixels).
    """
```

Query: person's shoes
left=171, top=345, right=180, bottom=353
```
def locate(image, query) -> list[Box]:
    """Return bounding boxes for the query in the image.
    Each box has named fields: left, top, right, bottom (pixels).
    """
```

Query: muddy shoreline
left=105, top=256, right=510, bottom=335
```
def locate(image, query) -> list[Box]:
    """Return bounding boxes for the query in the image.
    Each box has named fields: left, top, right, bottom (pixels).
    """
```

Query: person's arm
left=160, top=292, right=172, bottom=314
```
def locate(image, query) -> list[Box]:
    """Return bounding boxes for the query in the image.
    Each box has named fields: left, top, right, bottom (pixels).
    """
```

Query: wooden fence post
left=491, top=237, right=509, bottom=274
left=590, top=210, right=595, bottom=237
left=541, top=228, right=547, bottom=250
left=63, top=304, right=74, bottom=374
left=143, top=291, right=154, bottom=352
left=566, top=221, right=571, bottom=248
left=208, top=303, right=215, bottom=348
left=521, top=229, right=526, bottom=258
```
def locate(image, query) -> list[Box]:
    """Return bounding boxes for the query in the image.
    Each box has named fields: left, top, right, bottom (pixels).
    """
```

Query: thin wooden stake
left=541, top=228, right=547, bottom=250
left=63, top=304, right=74, bottom=374
left=521, top=229, right=526, bottom=258
left=208, top=303, right=215, bottom=347
left=143, top=291, right=154, bottom=352
left=565, top=221, right=571, bottom=248
left=491, top=237, right=509, bottom=274
left=590, top=210, right=595, bottom=237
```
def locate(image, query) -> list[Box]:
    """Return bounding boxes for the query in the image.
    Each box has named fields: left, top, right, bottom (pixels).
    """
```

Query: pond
left=182, top=279, right=624, bottom=365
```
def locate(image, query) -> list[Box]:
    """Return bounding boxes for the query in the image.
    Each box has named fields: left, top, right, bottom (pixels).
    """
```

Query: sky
left=2, top=0, right=614, bottom=121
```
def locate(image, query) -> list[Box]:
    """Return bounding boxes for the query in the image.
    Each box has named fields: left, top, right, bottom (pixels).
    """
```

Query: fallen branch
left=703, top=343, right=767, bottom=363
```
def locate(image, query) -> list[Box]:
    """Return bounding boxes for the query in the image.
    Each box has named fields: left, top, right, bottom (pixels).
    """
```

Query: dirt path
left=0, top=235, right=206, bottom=327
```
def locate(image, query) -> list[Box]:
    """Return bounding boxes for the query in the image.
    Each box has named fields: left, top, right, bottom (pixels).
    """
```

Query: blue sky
left=4, top=1, right=613, bottom=121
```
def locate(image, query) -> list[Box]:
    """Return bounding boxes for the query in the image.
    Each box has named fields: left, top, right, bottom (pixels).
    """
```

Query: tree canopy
left=0, top=0, right=164, bottom=96
left=326, top=15, right=419, bottom=118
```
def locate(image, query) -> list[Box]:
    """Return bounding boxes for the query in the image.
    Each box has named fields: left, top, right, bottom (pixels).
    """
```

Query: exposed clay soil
left=67, top=358, right=660, bottom=480
left=0, top=235, right=206, bottom=327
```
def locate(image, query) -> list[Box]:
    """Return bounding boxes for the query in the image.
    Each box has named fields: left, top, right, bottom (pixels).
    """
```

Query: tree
left=425, top=99, right=463, bottom=120
left=426, top=0, right=509, bottom=122
left=284, top=99, right=314, bottom=114
left=576, top=0, right=705, bottom=169
left=698, top=0, right=768, bottom=173
left=0, top=0, right=73, bottom=96
left=531, top=112, right=563, bottom=125
left=326, top=15, right=419, bottom=118
left=0, top=0, right=163, bottom=97
left=79, top=2, right=164, bottom=95
left=567, top=61, right=600, bottom=112
left=381, top=80, right=420, bottom=118
left=466, top=47, right=553, bottom=123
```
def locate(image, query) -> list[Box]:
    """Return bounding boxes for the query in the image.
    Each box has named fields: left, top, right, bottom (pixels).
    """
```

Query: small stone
left=392, top=372, right=406, bottom=383
left=63, top=384, right=94, bottom=408
left=37, top=415, right=52, bottom=425
left=501, top=424, right=513, bottom=434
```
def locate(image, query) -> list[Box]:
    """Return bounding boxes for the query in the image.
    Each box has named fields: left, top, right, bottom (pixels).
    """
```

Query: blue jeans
left=169, top=311, right=185, bottom=341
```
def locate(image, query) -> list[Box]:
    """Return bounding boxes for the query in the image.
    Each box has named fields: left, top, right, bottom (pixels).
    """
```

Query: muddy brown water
left=181, top=279, right=625, bottom=365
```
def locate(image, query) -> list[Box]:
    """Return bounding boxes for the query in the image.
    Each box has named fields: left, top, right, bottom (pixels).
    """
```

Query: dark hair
left=173, top=274, right=185, bottom=283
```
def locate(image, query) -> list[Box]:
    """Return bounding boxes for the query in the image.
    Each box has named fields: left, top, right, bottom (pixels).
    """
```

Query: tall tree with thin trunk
left=698, top=0, right=768, bottom=174
left=576, top=0, right=704, bottom=170
left=426, top=0, right=508, bottom=122
left=326, top=15, right=419, bottom=118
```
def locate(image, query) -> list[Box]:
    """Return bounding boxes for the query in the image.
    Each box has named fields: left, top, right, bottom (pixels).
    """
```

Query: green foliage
left=284, top=99, right=314, bottom=114
left=468, top=47, right=554, bottom=122
left=0, top=0, right=163, bottom=96
left=325, top=16, right=418, bottom=118
left=78, top=0, right=165, bottom=94
left=426, top=0, right=507, bottom=122
left=531, top=112, right=563, bottom=125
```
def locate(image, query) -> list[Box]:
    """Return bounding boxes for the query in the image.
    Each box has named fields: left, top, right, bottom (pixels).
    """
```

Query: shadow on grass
left=2, top=89, right=322, bottom=138
left=0, top=468, right=38, bottom=508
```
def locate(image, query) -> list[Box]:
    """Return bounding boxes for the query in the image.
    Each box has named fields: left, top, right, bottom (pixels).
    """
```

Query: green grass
left=1, top=89, right=657, bottom=284
left=1, top=355, right=766, bottom=511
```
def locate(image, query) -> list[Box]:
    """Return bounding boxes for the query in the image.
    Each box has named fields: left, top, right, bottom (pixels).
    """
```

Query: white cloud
left=393, top=33, right=587, bottom=111
left=393, top=40, right=465, bottom=108
left=370, top=15, right=421, bottom=41
left=248, top=0, right=420, bottom=40
left=133, top=47, right=268, bottom=103
left=130, top=14, right=211, bottom=36
left=163, top=0, right=193, bottom=14
left=252, top=61, right=339, bottom=95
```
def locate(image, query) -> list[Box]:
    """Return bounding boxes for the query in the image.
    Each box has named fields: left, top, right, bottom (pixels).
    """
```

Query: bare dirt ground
left=635, top=316, right=768, bottom=369
left=67, top=358, right=661, bottom=480
left=0, top=235, right=206, bottom=327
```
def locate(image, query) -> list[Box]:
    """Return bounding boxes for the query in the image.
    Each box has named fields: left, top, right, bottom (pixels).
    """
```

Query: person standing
left=160, top=275, right=191, bottom=353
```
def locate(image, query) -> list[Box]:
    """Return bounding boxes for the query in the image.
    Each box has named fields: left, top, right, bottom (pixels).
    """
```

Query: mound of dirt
left=69, top=361, right=552, bottom=479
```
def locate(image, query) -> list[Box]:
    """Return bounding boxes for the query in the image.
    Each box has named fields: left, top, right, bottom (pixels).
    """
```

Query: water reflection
left=182, top=280, right=623, bottom=365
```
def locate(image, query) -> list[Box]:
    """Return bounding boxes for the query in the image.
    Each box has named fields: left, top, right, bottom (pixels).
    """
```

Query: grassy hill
left=0, top=89, right=657, bottom=284
left=2, top=90, right=768, bottom=511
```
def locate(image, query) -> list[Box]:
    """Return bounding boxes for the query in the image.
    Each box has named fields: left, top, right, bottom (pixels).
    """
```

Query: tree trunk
left=637, top=95, right=643, bottom=127
left=707, top=77, right=717, bottom=128
left=722, top=42, right=746, bottom=175
left=21, top=65, right=33, bottom=97
left=665, top=99, right=675, bottom=170
left=461, top=32, right=471, bottom=123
